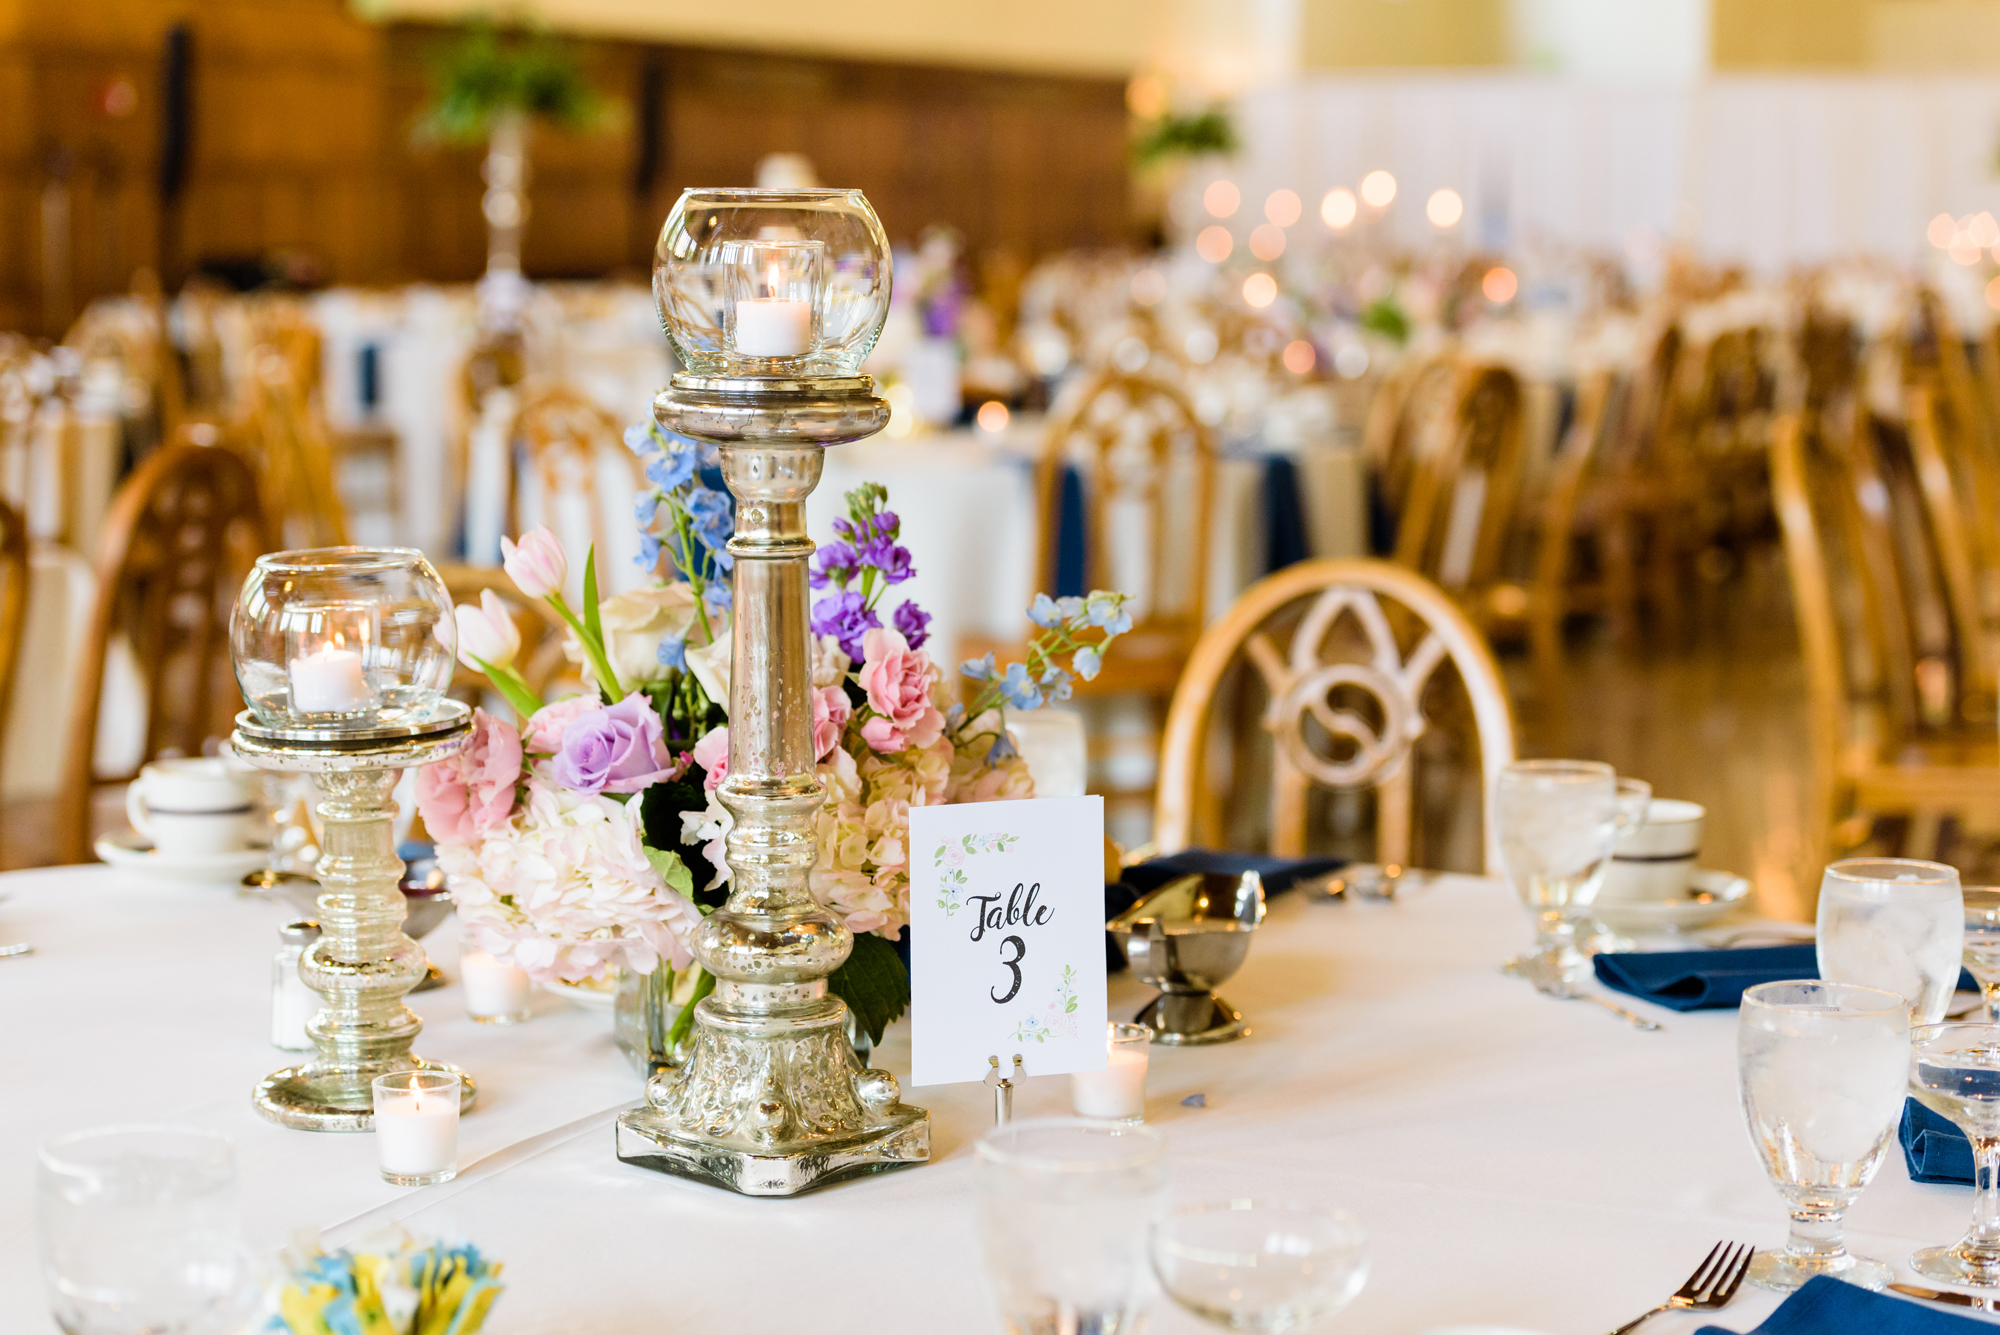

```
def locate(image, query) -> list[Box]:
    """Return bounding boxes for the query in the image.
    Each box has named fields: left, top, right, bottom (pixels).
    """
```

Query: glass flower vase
left=614, top=968, right=684, bottom=1077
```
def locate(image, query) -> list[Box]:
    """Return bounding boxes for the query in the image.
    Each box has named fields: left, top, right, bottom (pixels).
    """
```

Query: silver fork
left=1607, top=1241, right=1754, bottom=1334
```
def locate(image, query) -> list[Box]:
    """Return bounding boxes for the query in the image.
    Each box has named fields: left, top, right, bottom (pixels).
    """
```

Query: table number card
left=908, top=795, right=1108, bottom=1087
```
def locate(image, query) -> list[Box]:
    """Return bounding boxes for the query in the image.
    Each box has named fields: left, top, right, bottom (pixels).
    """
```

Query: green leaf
left=827, top=932, right=909, bottom=1048
left=643, top=845, right=695, bottom=898
left=582, top=547, right=603, bottom=646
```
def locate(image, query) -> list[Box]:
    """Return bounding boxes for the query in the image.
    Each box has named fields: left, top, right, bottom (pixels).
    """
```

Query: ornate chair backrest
left=242, top=344, right=349, bottom=549
left=1035, top=370, right=1215, bottom=636
left=1155, top=558, right=1517, bottom=873
left=1361, top=352, right=1457, bottom=520
left=508, top=384, right=645, bottom=598
left=1392, top=362, right=1527, bottom=596
left=434, top=563, right=579, bottom=705
left=57, top=436, right=270, bottom=862
left=1905, top=385, right=1999, bottom=706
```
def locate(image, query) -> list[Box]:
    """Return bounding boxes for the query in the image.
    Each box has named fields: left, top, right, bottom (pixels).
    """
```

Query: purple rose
left=550, top=694, right=677, bottom=795
left=893, top=599, right=931, bottom=649
left=811, top=589, right=881, bottom=663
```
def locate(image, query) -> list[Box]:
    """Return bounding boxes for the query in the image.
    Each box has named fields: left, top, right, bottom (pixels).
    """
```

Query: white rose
left=686, top=613, right=731, bottom=711
left=567, top=584, right=697, bottom=689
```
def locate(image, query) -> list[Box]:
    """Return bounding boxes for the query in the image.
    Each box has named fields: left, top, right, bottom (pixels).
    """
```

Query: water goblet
left=37, top=1124, right=260, bottom=1335
left=1494, top=760, right=1650, bottom=984
left=1817, top=858, right=1963, bottom=1025
left=1737, top=980, right=1911, bottom=1292
left=975, top=1117, right=1168, bottom=1335
left=1909, top=1022, right=2000, bottom=1288
left=1151, top=1201, right=1368, bottom=1331
left=1963, top=889, right=2000, bottom=1022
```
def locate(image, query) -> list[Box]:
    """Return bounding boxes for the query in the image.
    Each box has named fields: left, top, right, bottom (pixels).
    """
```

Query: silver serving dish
left=1108, top=871, right=1265, bottom=1045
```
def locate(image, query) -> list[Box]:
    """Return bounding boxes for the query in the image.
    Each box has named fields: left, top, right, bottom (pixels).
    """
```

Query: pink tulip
left=454, top=589, right=520, bottom=671
left=501, top=526, right=568, bottom=600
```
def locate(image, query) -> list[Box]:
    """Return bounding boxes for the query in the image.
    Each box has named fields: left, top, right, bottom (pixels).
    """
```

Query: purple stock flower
left=811, top=590, right=881, bottom=662
left=811, top=541, right=859, bottom=589
left=892, top=599, right=931, bottom=649
left=550, top=694, right=678, bottom=795
left=858, top=535, right=914, bottom=584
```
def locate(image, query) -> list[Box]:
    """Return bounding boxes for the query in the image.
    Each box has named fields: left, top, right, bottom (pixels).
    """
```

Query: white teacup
left=126, top=758, right=259, bottom=857
left=1599, top=798, right=1705, bottom=903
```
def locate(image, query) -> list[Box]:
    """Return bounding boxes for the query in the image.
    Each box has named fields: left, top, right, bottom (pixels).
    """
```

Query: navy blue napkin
left=1901, top=1096, right=1976, bottom=1185
left=1594, top=946, right=1977, bottom=1012
left=1104, top=850, right=1345, bottom=972
left=1694, top=1274, right=1991, bottom=1332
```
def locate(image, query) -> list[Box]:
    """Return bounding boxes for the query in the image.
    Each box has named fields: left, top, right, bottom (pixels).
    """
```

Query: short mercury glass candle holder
left=231, top=548, right=456, bottom=731
left=653, top=188, right=891, bottom=378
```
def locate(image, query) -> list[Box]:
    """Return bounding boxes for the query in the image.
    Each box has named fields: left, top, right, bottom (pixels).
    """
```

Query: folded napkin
left=1901, top=1096, right=1976, bottom=1185
left=1695, top=1274, right=1992, bottom=1333
left=1103, top=850, right=1346, bottom=972
left=1594, top=946, right=1977, bottom=1013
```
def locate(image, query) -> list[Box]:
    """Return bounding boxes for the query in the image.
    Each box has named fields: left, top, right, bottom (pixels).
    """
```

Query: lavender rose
left=550, top=694, right=678, bottom=795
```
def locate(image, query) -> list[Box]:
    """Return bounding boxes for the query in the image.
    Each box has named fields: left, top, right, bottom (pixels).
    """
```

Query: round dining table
left=1, top=862, right=1984, bottom=1333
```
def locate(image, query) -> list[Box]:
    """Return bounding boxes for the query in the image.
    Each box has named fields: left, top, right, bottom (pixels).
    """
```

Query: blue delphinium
left=961, top=588, right=1134, bottom=716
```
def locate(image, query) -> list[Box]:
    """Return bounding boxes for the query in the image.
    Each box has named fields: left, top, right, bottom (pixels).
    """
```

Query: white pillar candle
left=371, top=1072, right=460, bottom=1184
left=288, top=645, right=371, bottom=713
left=1071, top=1022, right=1151, bottom=1121
left=461, top=948, right=532, bottom=1024
left=734, top=298, right=812, bottom=357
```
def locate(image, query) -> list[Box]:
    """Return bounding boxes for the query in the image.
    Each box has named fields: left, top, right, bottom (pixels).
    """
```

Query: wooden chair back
left=1361, top=353, right=1457, bottom=522
left=1035, top=370, right=1216, bottom=636
left=1154, top=558, right=1518, bottom=873
left=1904, top=385, right=1996, bottom=706
left=1525, top=367, right=1620, bottom=670
left=1770, top=413, right=1850, bottom=872
left=56, top=435, right=270, bottom=863
left=0, top=495, right=31, bottom=786
left=1392, top=362, right=1528, bottom=598
left=507, top=384, right=644, bottom=595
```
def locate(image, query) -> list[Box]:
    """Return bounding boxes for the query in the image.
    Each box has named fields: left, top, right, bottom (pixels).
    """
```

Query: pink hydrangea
left=856, top=627, right=944, bottom=753
left=415, top=708, right=522, bottom=845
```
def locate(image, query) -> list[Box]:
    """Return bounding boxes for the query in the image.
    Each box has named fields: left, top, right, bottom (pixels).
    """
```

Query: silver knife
left=1889, top=1281, right=1995, bottom=1311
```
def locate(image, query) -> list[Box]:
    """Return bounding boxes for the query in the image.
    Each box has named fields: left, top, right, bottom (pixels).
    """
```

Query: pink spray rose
left=692, top=725, right=729, bottom=793
left=415, top=708, right=522, bottom=844
left=524, top=694, right=598, bottom=754
left=550, top=694, right=679, bottom=795
left=856, top=627, right=944, bottom=753
left=812, top=685, right=852, bottom=761
left=500, top=526, right=568, bottom=600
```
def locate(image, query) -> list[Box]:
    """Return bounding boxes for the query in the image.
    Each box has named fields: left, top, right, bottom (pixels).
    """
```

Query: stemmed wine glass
left=1909, top=1022, right=2000, bottom=1289
left=1962, top=889, right=2000, bottom=1022
left=1494, top=760, right=1650, bottom=985
left=1151, top=1201, right=1368, bottom=1331
left=1737, top=981, right=1910, bottom=1291
left=1816, top=858, right=1963, bottom=1025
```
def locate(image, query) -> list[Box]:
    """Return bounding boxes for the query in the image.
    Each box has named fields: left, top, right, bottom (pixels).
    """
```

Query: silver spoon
left=1505, top=955, right=1663, bottom=1031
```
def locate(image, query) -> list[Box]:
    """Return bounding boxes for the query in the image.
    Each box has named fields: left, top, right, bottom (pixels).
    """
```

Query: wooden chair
left=239, top=319, right=350, bottom=550
left=1360, top=352, right=1458, bottom=529
left=0, top=495, right=31, bottom=783
left=55, top=436, right=271, bottom=863
left=1521, top=368, right=1621, bottom=677
left=1154, top=558, right=1518, bottom=874
left=507, top=383, right=647, bottom=596
left=1771, top=412, right=2000, bottom=889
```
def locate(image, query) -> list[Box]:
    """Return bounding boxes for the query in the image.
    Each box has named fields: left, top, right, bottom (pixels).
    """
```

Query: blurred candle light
left=976, top=400, right=1011, bottom=433
left=1282, top=340, right=1316, bottom=374
left=1986, top=275, right=2000, bottom=312
left=1929, top=213, right=1959, bottom=248
left=1196, top=226, right=1234, bottom=263
left=1482, top=266, right=1518, bottom=304
left=1242, top=273, right=1278, bottom=308
left=1426, top=188, right=1464, bottom=228
left=1321, top=188, right=1358, bottom=229
left=1127, top=74, right=1167, bottom=119
left=1360, top=170, right=1397, bottom=208
left=1952, top=236, right=1984, bottom=266
left=1973, top=213, right=2000, bottom=247
left=1129, top=267, right=1167, bottom=306
left=1249, top=224, right=1286, bottom=261
left=1264, top=189, right=1302, bottom=227
left=1203, top=180, right=1240, bottom=218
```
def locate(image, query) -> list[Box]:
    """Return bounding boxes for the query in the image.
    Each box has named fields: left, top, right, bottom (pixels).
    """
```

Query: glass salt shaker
left=272, top=920, right=321, bottom=1051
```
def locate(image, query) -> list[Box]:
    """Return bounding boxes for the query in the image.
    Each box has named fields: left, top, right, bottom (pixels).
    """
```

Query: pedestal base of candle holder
left=255, top=1058, right=477, bottom=1134
left=614, top=998, right=928, bottom=1196
left=1135, top=991, right=1248, bottom=1045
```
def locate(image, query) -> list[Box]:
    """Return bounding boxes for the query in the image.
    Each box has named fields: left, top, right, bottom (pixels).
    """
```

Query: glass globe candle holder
left=232, top=548, right=455, bottom=733
left=227, top=547, right=474, bottom=1133
left=654, top=188, right=891, bottom=378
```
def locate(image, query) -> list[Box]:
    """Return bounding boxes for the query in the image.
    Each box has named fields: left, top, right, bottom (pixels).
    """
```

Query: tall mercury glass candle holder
left=618, top=187, right=928, bottom=1195
left=229, top=548, right=476, bottom=1131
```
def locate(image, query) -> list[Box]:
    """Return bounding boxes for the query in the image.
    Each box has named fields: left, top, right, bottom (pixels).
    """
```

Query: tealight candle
left=1071, top=1021, right=1152, bottom=1123
left=460, top=944, right=532, bottom=1025
left=734, top=298, right=812, bottom=357
left=371, top=1070, right=461, bottom=1185
left=288, top=644, right=371, bottom=713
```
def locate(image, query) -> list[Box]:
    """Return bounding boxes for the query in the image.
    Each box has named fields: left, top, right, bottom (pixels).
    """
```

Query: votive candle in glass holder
left=1071, top=1022, right=1152, bottom=1123
left=371, top=1070, right=461, bottom=1186
left=460, top=940, right=531, bottom=1025
left=285, top=601, right=379, bottom=715
left=724, top=238, right=823, bottom=362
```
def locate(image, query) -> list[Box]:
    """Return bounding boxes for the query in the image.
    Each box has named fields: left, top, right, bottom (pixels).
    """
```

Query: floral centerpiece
left=419, top=419, right=1131, bottom=1055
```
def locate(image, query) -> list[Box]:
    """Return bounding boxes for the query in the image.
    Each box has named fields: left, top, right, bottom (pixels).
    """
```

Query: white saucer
left=542, top=977, right=617, bottom=1013
left=1593, top=869, right=1751, bottom=932
left=94, top=831, right=272, bottom=885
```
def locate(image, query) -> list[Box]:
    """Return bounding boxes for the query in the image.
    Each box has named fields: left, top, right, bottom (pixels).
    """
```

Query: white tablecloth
left=4, top=864, right=1990, bottom=1333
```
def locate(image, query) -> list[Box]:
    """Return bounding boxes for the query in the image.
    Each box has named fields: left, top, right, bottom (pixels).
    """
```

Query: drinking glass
left=1494, top=760, right=1650, bottom=983
left=976, top=1117, right=1167, bottom=1335
left=37, top=1125, right=259, bottom=1335
left=1909, top=1022, right=2000, bottom=1288
left=1817, top=858, right=1963, bottom=1025
left=1737, top=981, right=1910, bottom=1292
left=1963, top=889, right=2000, bottom=1022
left=1151, top=1201, right=1368, bottom=1331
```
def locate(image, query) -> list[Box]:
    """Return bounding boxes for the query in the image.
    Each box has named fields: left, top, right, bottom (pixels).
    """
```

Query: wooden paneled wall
left=0, top=0, right=1137, bottom=334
